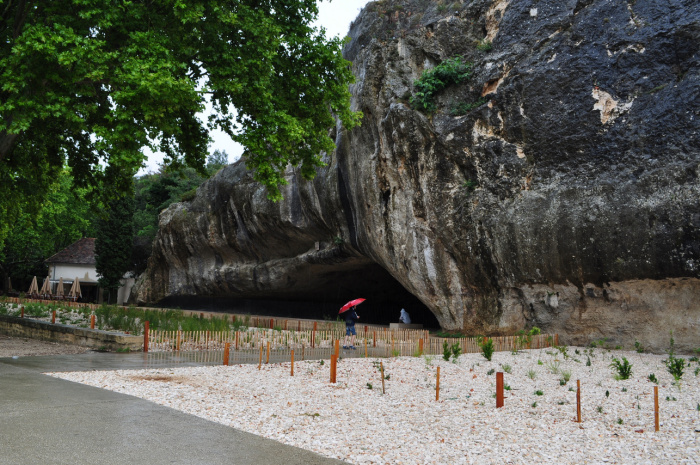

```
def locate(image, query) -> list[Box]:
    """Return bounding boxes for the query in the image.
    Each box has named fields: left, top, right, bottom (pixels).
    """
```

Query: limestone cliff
left=135, top=0, right=700, bottom=352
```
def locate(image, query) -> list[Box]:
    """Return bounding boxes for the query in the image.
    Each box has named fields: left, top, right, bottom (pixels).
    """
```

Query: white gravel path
left=48, top=347, right=700, bottom=464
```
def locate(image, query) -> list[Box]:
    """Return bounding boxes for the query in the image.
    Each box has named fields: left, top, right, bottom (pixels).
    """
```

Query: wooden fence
left=146, top=328, right=556, bottom=357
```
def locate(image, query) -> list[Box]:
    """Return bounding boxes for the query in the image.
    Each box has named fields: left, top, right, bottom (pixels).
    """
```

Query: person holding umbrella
left=339, top=298, right=365, bottom=350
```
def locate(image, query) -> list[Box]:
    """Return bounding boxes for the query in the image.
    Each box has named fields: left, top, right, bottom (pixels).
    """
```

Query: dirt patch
left=0, top=334, right=90, bottom=357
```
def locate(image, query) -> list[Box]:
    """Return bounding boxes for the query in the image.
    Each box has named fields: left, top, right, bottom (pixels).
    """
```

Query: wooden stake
left=334, top=339, right=340, bottom=357
left=223, top=343, right=230, bottom=366
left=419, top=338, right=424, bottom=356
left=436, top=366, right=440, bottom=401
left=381, top=361, right=386, bottom=394
left=176, top=330, right=181, bottom=351
left=291, top=350, right=294, bottom=376
left=235, top=331, right=239, bottom=350
left=52, top=310, right=56, bottom=324
left=373, top=331, right=376, bottom=347
left=654, top=386, right=659, bottom=432
left=90, top=314, right=95, bottom=329
left=144, top=321, right=149, bottom=353
left=20, top=306, right=24, bottom=318
left=576, top=379, right=581, bottom=423
left=365, top=338, right=368, bottom=358
left=266, top=341, right=270, bottom=364
left=270, top=318, right=274, bottom=329
left=330, top=354, right=337, bottom=383
left=258, top=345, right=263, bottom=370
left=496, top=372, right=504, bottom=408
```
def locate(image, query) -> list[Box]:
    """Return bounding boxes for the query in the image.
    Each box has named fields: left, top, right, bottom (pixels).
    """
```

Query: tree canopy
left=0, top=0, right=360, bottom=250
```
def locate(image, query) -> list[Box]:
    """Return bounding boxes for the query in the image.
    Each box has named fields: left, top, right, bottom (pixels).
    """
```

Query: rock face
left=135, top=0, right=700, bottom=352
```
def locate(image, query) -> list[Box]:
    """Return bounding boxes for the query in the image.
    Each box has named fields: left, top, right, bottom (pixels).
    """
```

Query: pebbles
left=48, top=348, right=700, bottom=464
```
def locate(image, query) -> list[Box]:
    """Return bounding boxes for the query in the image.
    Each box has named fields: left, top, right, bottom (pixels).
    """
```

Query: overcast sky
left=139, top=0, right=371, bottom=174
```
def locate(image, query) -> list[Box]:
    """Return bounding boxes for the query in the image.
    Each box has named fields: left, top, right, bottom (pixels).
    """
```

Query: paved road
left=0, top=353, right=348, bottom=465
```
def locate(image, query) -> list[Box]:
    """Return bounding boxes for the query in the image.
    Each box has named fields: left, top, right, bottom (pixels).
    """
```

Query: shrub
left=479, top=337, right=494, bottom=361
left=502, top=363, right=512, bottom=374
left=634, top=340, right=645, bottom=353
left=451, top=342, right=462, bottom=363
left=648, top=373, right=658, bottom=384
left=442, top=340, right=451, bottom=361
left=527, top=368, right=537, bottom=380
left=610, top=356, right=633, bottom=380
left=410, top=56, right=472, bottom=112
left=664, top=332, right=686, bottom=383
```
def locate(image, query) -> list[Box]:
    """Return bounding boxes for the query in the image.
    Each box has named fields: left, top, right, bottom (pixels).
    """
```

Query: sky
left=139, top=0, right=371, bottom=174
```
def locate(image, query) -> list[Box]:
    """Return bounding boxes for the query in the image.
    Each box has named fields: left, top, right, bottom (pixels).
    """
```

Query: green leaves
left=0, top=0, right=360, bottom=251
left=410, top=56, right=473, bottom=113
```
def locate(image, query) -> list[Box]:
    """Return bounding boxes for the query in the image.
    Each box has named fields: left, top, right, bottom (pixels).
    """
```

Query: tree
left=0, top=0, right=360, bottom=250
left=95, top=189, right=134, bottom=304
left=207, top=150, right=229, bottom=175
left=1, top=167, right=97, bottom=292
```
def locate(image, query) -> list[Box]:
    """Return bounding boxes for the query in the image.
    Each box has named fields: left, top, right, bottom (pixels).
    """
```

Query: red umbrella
left=339, top=298, right=366, bottom=314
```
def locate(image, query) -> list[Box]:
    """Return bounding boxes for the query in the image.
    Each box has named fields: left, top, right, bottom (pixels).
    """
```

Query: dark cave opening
left=158, top=263, right=441, bottom=329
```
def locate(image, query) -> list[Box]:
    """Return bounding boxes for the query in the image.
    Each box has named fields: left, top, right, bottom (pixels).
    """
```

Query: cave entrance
left=160, top=262, right=441, bottom=329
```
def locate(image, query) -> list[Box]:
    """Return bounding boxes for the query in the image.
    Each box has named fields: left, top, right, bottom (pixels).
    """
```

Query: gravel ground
left=0, top=334, right=90, bottom=357
left=49, top=347, right=700, bottom=464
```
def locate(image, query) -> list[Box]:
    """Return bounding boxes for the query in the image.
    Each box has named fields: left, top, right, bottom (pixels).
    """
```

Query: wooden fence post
left=312, top=322, right=317, bottom=348
left=654, top=386, right=659, bottom=432
left=52, top=310, right=56, bottom=324
left=176, top=330, right=181, bottom=351
left=90, top=314, right=95, bottom=329
left=334, top=339, right=340, bottom=357
left=258, top=345, right=263, bottom=370
left=223, top=342, right=230, bottom=366
left=235, top=331, right=239, bottom=350
left=20, top=306, right=24, bottom=318
left=576, top=379, right=581, bottom=423
left=496, top=372, right=504, bottom=408
left=270, top=318, right=274, bottom=329
left=144, top=321, right=149, bottom=353
left=436, top=366, right=440, bottom=401
left=266, top=341, right=270, bottom=364
left=373, top=331, right=376, bottom=348
left=419, top=338, right=424, bottom=356
left=291, top=350, right=294, bottom=376
left=380, top=361, right=386, bottom=394
left=330, top=354, right=337, bottom=383
left=365, top=338, right=368, bottom=358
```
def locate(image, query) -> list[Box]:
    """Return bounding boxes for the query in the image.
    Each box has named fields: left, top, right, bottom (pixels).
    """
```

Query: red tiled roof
left=45, top=238, right=96, bottom=265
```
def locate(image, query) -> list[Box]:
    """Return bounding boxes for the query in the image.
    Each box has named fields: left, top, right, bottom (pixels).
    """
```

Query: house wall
left=48, top=264, right=134, bottom=306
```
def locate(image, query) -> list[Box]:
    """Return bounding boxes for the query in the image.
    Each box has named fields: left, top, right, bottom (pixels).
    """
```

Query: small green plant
left=537, top=359, right=543, bottom=365
left=664, top=333, right=686, bottom=384
left=557, top=400, right=567, bottom=405
left=424, top=355, right=434, bottom=367
left=605, top=390, right=610, bottom=398
left=116, top=347, right=131, bottom=353
left=487, top=368, right=495, bottom=376
left=504, top=383, right=511, bottom=391
left=648, top=373, right=658, bottom=383
left=442, top=340, right=452, bottom=362
left=410, top=56, right=473, bottom=112
left=617, top=418, right=624, bottom=425
left=561, top=370, right=572, bottom=384
left=479, top=337, right=494, bottom=361
left=513, top=327, right=541, bottom=354
left=695, top=367, right=700, bottom=377
left=366, top=383, right=373, bottom=390
left=502, top=363, right=512, bottom=374
left=319, top=360, right=325, bottom=366
left=559, top=379, right=567, bottom=386
left=451, top=342, right=462, bottom=363
left=568, top=386, right=575, bottom=392
left=634, top=340, right=645, bottom=353
left=546, top=361, right=560, bottom=375
left=555, top=345, right=569, bottom=360
left=615, top=345, right=622, bottom=350
left=527, top=368, right=537, bottom=380
left=621, top=387, right=627, bottom=392
left=610, top=356, right=633, bottom=380
left=531, top=401, right=537, bottom=408
left=384, top=374, right=391, bottom=380
left=476, top=39, right=492, bottom=52
left=597, top=406, right=603, bottom=413
left=586, top=356, right=592, bottom=367
left=391, top=349, right=400, bottom=357
left=534, top=390, right=544, bottom=396
left=666, top=396, right=677, bottom=401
